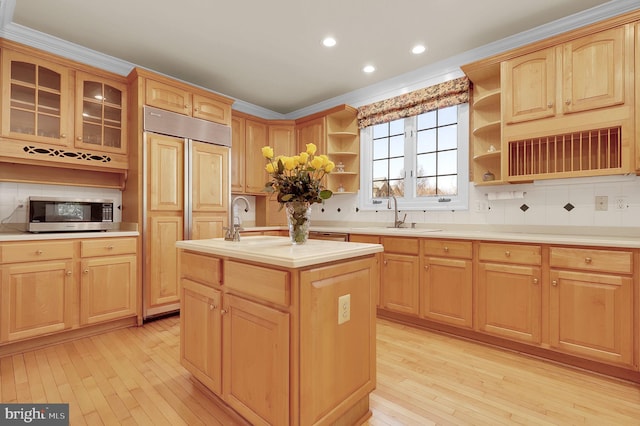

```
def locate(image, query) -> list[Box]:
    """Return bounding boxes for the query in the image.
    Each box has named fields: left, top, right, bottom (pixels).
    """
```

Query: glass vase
left=285, top=201, right=311, bottom=245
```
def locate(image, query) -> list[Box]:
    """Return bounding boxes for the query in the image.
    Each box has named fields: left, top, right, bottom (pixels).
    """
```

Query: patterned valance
left=357, top=76, right=470, bottom=128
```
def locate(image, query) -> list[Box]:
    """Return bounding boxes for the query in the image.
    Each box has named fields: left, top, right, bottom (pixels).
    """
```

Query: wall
left=233, top=174, right=640, bottom=230
left=0, top=182, right=123, bottom=229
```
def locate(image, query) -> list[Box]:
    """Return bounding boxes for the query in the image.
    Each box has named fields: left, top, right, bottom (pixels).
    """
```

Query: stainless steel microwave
left=27, top=197, right=114, bottom=233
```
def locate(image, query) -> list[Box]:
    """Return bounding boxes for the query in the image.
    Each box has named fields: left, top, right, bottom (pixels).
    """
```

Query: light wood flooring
left=1, top=316, right=639, bottom=425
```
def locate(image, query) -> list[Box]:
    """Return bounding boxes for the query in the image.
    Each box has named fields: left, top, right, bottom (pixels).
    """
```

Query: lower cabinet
left=380, top=237, right=420, bottom=315
left=420, top=239, right=473, bottom=328
left=549, top=247, right=634, bottom=366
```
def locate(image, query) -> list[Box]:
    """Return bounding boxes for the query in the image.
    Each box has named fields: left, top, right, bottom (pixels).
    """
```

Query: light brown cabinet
left=477, top=242, right=542, bottom=344
left=231, top=115, right=246, bottom=193
left=380, top=237, right=420, bottom=315
left=325, top=106, right=359, bottom=194
left=145, top=78, right=232, bottom=125
left=420, top=239, right=473, bottom=328
left=295, top=115, right=325, bottom=154
left=549, top=247, right=633, bottom=367
left=79, top=238, right=137, bottom=325
left=244, top=118, right=269, bottom=194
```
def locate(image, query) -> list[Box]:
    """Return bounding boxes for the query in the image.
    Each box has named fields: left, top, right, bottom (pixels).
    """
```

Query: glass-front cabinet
left=75, top=72, right=127, bottom=154
left=1, top=50, right=71, bottom=145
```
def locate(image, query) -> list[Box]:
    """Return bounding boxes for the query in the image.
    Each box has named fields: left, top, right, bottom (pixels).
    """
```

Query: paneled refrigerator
left=143, top=105, right=230, bottom=319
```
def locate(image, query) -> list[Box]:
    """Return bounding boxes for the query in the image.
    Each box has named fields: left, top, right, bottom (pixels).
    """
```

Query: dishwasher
left=308, top=231, right=349, bottom=242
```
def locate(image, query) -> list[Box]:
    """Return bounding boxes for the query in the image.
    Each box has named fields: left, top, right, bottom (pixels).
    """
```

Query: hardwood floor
left=1, top=316, right=639, bottom=425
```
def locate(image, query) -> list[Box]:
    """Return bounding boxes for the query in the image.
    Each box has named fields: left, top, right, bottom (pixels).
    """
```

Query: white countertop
left=0, top=228, right=139, bottom=242
left=176, top=236, right=384, bottom=268
left=242, top=224, right=640, bottom=249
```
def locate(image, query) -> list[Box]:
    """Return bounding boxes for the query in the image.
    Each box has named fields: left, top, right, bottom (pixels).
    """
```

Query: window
left=359, top=104, right=469, bottom=211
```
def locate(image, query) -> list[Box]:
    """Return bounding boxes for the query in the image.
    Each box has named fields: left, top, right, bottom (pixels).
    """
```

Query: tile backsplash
left=0, top=182, right=123, bottom=225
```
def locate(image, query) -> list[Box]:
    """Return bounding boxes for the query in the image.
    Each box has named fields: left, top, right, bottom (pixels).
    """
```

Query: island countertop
left=176, top=235, right=383, bottom=268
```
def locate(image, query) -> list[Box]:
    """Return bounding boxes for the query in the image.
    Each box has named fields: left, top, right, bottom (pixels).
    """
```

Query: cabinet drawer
left=225, top=260, right=290, bottom=306
left=550, top=247, right=632, bottom=274
left=179, top=251, right=222, bottom=287
left=382, top=237, right=419, bottom=255
left=479, top=242, right=541, bottom=265
left=81, top=238, right=136, bottom=257
left=1, top=241, right=74, bottom=263
left=423, top=239, right=472, bottom=259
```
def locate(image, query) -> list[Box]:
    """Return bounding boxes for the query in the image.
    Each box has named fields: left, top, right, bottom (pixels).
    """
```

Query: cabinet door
left=192, top=93, right=231, bottom=125
left=191, top=141, right=228, bottom=213
left=75, top=72, right=127, bottom=154
left=147, top=133, right=184, bottom=211
left=231, top=115, right=246, bottom=193
left=269, top=123, right=296, bottom=155
left=147, top=214, right=183, bottom=309
left=296, top=116, right=325, bottom=153
left=244, top=119, right=269, bottom=193
left=477, top=262, right=541, bottom=344
left=1, top=260, right=74, bottom=342
left=223, top=294, right=289, bottom=426
left=80, top=255, right=136, bottom=325
left=421, top=257, right=472, bottom=328
left=191, top=213, right=226, bottom=239
left=145, top=79, right=191, bottom=115
left=1, top=50, right=71, bottom=145
left=180, top=279, right=222, bottom=395
left=550, top=269, right=632, bottom=366
left=381, top=253, right=419, bottom=315
left=562, top=26, right=625, bottom=114
left=502, top=47, right=556, bottom=124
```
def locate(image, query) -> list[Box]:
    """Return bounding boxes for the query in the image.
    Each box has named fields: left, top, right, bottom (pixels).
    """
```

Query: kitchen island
left=176, top=236, right=383, bottom=426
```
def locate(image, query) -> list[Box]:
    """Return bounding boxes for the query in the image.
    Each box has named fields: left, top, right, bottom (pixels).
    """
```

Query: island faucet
left=225, top=196, right=250, bottom=241
left=388, top=193, right=406, bottom=228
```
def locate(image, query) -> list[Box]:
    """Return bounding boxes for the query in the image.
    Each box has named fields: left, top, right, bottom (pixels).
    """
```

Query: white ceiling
left=1, top=0, right=632, bottom=115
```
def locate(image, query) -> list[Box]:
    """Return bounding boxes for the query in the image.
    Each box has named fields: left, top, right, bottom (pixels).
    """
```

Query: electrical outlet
left=614, top=196, right=629, bottom=210
left=338, top=294, right=350, bottom=325
left=475, top=201, right=489, bottom=213
left=595, top=195, right=608, bottom=211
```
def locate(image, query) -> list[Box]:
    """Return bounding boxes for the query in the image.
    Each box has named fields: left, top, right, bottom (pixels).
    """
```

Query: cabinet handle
left=533, top=278, right=539, bottom=285
left=565, top=99, right=571, bottom=105
left=552, top=280, right=558, bottom=286
left=36, top=250, right=43, bottom=255
left=443, top=247, right=449, bottom=252
left=66, top=270, right=72, bottom=276
left=584, top=257, right=592, bottom=264
left=547, top=102, right=553, bottom=108
left=83, top=269, right=89, bottom=274
left=505, top=251, right=511, bottom=257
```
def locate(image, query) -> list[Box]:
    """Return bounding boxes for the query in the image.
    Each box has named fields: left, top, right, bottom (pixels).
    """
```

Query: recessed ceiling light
left=363, top=65, right=376, bottom=73
left=412, top=44, right=426, bottom=55
left=322, top=37, right=336, bottom=47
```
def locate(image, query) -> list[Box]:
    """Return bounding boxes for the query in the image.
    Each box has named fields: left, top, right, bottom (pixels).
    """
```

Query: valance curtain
left=356, top=76, right=470, bottom=128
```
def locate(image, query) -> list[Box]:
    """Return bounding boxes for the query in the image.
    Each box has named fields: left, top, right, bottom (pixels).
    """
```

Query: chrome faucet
left=225, top=196, right=250, bottom=241
left=388, top=193, right=407, bottom=228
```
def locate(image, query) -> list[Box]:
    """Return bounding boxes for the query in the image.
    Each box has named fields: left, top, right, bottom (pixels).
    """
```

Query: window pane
left=438, top=125, right=457, bottom=150
left=389, top=135, right=404, bottom=157
left=389, top=179, right=404, bottom=197
left=389, top=157, right=404, bottom=180
left=438, top=150, right=458, bottom=175
left=373, top=138, right=388, bottom=160
left=417, top=177, right=436, bottom=196
left=437, top=175, right=457, bottom=195
left=389, top=119, right=404, bottom=136
left=373, top=159, right=388, bottom=180
left=373, top=123, right=388, bottom=138
left=416, top=152, right=436, bottom=177
left=417, top=110, right=436, bottom=130
left=417, top=128, right=436, bottom=153
left=439, top=106, right=457, bottom=125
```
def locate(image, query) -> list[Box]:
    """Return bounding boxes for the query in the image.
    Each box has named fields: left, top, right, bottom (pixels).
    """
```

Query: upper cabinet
left=464, top=19, right=635, bottom=184
left=145, top=78, right=232, bottom=126
left=325, top=106, right=359, bottom=194
left=1, top=50, right=71, bottom=146
left=75, top=72, right=127, bottom=154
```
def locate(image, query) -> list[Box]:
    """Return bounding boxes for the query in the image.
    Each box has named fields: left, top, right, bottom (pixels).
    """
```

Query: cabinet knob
left=66, top=270, right=72, bottom=276
left=505, top=251, right=511, bottom=257
left=552, top=280, right=558, bottom=286
left=77, top=136, right=83, bottom=141
left=221, top=309, right=228, bottom=315
left=547, top=102, right=553, bottom=108
left=83, top=269, right=89, bottom=274
left=383, top=260, right=388, bottom=266
left=209, top=304, right=217, bottom=310
left=107, top=245, right=114, bottom=250
left=60, top=133, right=67, bottom=138
left=443, top=247, right=449, bottom=252
left=424, top=265, right=429, bottom=270
left=584, top=257, right=592, bottom=264
left=565, top=99, right=571, bottom=105
left=533, top=278, right=539, bottom=285
left=36, top=250, right=43, bottom=255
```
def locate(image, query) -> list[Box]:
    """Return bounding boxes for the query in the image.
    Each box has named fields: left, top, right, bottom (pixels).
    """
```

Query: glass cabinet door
left=2, top=51, right=70, bottom=145
left=75, top=72, right=127, bottom=154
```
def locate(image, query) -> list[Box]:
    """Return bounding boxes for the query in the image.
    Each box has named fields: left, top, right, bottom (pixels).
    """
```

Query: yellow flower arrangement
left=262, top=143, right=334, bottom=205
